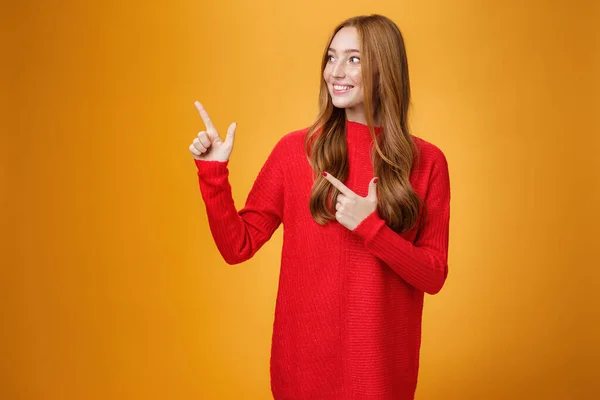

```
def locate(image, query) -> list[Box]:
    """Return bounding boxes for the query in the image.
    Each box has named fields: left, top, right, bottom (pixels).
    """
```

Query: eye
left=349, top=56, right=360, bottom=63
left=327, top=55, right=336, bottom=62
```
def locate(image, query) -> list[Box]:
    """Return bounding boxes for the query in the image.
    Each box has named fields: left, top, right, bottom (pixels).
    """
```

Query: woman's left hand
left=322, top=172, right=378, bottom=231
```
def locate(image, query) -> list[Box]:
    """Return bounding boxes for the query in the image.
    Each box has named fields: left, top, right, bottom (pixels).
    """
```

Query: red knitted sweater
left=195, top=120, right=451, bottom=399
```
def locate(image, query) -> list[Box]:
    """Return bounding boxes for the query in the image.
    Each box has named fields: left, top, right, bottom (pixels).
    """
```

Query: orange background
left=3, top=0, right=599, bottom=399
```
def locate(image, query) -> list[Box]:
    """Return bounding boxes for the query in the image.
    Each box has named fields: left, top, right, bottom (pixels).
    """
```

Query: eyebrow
left=328, top=48, right=360, bottom=54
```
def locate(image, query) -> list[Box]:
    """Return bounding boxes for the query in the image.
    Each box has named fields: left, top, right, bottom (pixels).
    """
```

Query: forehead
left=329, top=26, right=360, bottom=50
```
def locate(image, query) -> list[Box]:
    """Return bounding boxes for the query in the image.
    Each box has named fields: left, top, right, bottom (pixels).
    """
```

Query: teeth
left=334, top=85, right=352, bottom=90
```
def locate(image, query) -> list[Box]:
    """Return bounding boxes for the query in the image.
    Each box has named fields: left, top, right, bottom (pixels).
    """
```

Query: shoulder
left=409, top=135, right=450, bottom=198
left=411, top=135, right=449, bottom=172
left=269, top=127, right=309, bottom=156
left=412, top=135, right=447, bottom=163
left=257, top=128, right=309, bottom=173
left=279, top=127, right=309, bottom=145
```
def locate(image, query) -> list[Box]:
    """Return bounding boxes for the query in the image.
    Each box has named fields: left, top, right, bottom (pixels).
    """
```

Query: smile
left=333, top=85, right=353, bottom=91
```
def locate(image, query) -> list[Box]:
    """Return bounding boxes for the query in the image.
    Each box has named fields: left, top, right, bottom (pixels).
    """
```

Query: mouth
left=332, top=84, right=354, bottom=94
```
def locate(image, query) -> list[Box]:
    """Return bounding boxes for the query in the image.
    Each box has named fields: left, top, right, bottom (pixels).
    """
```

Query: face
left=323, top=26, right=365, bottom=121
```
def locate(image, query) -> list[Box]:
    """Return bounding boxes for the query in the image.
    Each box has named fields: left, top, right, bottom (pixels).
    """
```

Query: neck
left=345, top=106, right=380, bottom=126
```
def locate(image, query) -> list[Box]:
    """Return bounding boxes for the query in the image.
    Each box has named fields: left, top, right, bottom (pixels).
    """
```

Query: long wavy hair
left=304, top=14, right=423, bottom=233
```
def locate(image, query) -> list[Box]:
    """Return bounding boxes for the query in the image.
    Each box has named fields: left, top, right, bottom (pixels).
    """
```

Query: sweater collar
left=346, top=120, right=382, bottom=140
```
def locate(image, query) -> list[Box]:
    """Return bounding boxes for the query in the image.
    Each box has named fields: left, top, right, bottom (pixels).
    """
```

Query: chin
left=331, top=98, right=354, bottom=109
left=332, top=102, right=349, bottom=109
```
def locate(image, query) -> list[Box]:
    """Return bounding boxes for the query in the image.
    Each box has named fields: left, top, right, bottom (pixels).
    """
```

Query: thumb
left=367, top=177, right=378, bottom=199
left=223, top=122, right=236, bottom=147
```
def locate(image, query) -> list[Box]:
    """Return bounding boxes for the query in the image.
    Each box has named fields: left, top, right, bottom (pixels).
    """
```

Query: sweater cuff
left=352, top=210, right=387, bottom=243
left=194, top=159, right=229, bottom=178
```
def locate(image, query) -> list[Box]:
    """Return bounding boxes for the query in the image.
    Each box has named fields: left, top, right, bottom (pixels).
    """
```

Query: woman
left=189, top=14, right=450, bottom=400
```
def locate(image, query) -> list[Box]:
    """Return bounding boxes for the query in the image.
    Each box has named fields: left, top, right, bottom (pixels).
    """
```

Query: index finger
left=194, top=101, right=217, bottom=134
left=322, top=172, right=354, bottom=196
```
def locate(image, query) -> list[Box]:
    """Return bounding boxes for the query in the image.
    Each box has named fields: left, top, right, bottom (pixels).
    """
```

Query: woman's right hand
left=189, top=101, right=236, bottom=162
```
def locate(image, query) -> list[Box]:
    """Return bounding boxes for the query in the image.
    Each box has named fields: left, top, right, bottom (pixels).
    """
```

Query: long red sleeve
left=194, top=138, right=285, bottom=264
left=352, top=149, right=451, bottom=294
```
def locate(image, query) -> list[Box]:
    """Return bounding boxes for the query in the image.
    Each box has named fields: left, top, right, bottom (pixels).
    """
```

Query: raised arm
left=189, top=101, right=284, bottom=264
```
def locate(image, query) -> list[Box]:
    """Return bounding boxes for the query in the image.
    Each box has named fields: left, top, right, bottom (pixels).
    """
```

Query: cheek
left=348, top=70, right=362, bottom=86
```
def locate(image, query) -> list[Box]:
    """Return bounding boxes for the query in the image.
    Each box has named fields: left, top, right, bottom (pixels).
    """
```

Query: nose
left=331, top=61, right=345, bottom=78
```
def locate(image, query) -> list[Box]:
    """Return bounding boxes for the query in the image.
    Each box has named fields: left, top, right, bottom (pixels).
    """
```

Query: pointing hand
left=322, top=172, right=379, bottom=231
left=189, top=101, right=236, bottom=162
